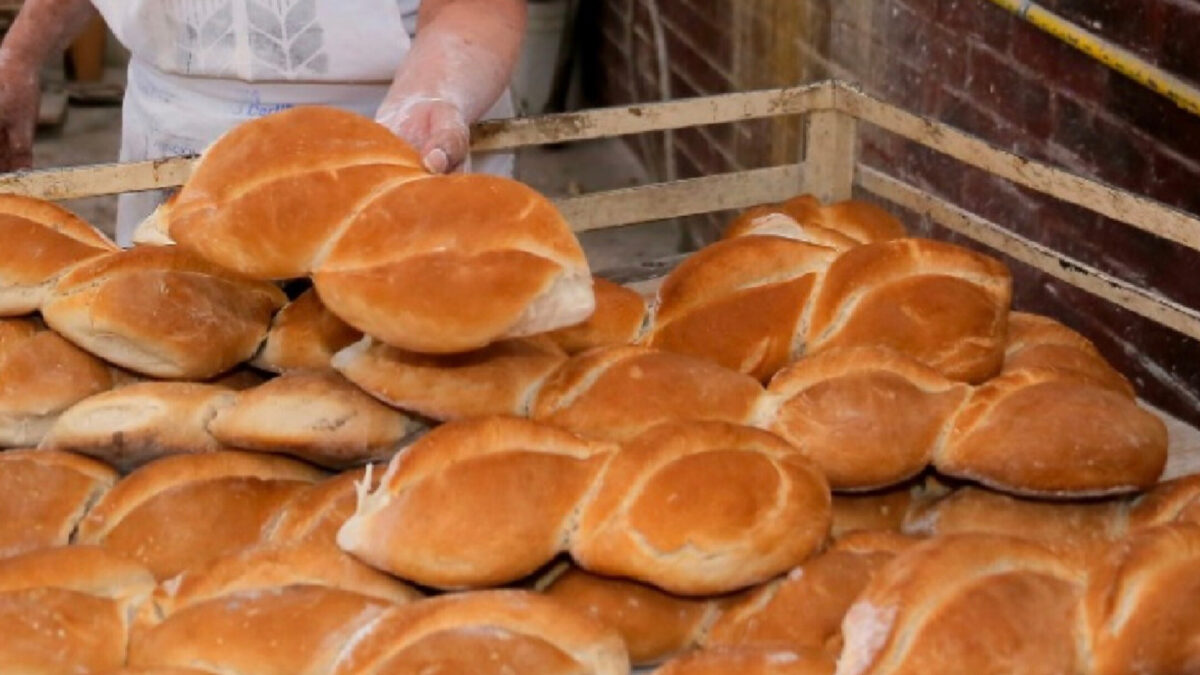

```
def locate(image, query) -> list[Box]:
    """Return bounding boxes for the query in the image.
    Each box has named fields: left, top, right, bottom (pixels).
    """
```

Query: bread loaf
left=250, top=287, right=362, bottom=373
left=312, top=173, right=594, bottom=353
left=338, top=416, right=617, bottom=589
left=531, top=345, right=765, bottom=442
left=0, top=545, right=154, bottom=674
left=1129, top=474, right=1200, bottom=529
left=571, top=421, right=831, bottom=595
left=647, top=235, right=836, bottom=380
left=837, top=534, right=1086, bottom=675
left=723, top=194, right=905, bottom=251
left=0, top=450, right=117, bottom=558
left=150, top=106, right=429, bottom=280
left=0, top=317, right=114, bottom=447
left=261, top=467, right=375, bottom=547
left=541, top=565, right=723, bottom=665
left=830, top=483, right=932, bottom=540
left=207, top=370, right=421, bottom=468
left=40, top=382, right=236, bottom=471
left=1085, top=523, right=1200, bottom=675
left=760, top=347, right=970, bottom=491
left=654, top=646, right=836, bottom=675
left=934, top=368, right=1167, bottom=497
left=41, top=245, right=287, bottom=379
left=1002, top=311, right=1133, bottom=396
left=333, top=334, right=567, bottom=421
left=75, top=451, right=326, bottom=579
left=547, top=277, right=648, bottom=354
left=0, top=194, right=117, bottom=316
left=805, top=238, right=1011, bottom=383
left=327, top=590, right=629, bottom=675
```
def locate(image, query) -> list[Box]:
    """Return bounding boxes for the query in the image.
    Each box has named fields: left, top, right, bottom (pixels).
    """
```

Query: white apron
left=93, top=0, right=514, bottom=246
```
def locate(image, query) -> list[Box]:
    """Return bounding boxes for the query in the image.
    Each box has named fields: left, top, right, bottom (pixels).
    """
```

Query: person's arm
left=0, top=0, right=98, bottom=171
left=375, top=0, right=526, bottom=173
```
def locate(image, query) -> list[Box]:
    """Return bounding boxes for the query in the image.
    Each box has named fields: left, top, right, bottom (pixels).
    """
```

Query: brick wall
left=582, top=0, right=1200, bottom=426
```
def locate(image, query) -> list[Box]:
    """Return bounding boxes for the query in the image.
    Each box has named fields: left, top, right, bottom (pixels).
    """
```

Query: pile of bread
left=0, top=105, right=1194, bottom=674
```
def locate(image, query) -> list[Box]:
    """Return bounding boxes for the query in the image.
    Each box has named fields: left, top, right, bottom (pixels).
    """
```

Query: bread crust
left=0, top=449, right=117, bottom=558
left=547, top=277, right=648, bottom=355
left=250, top=287, right=362, bottom=373
left=655, top=646, right=837, bottom=675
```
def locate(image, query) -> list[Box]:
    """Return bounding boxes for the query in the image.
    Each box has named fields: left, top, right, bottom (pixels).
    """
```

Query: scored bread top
left=1128, top=474, right=1200, bottom=530
left=722, top=194, right=905, bottom=252
left=655, top=645, right=837, bottom=675
left=250, top=287, right=362, bottom=373
left=0, top=449, right=117, bottom=558
left=1002, top=312, right=1134, bottom=397
left=546, top=277, right=648, bottom=355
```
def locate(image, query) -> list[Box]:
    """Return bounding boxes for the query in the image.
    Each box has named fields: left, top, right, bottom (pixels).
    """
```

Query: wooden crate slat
left=835, top=83, right=1200, bottom=254
left=554, top=164, right=803, bottom=232
left=0, top=156, right=195, bottom=201
left=857, top=165, right=1200, bottom=342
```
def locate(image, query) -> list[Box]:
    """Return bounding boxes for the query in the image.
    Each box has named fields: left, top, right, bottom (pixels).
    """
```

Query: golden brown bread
left=0, top=195, right=117, bottom=316
left=934, top=367, right=1168, bottom=497
left=1129, top=474, right=1200, bottom=530
left=804, top=238, right=1011, bottom=383
left=75, top=451, right=326, bottom=580
left=157, top=106, right=429, bottom=280
left=531, top=345, right=765, bottom=442
left=41, top=246, right=288, bottom=379
left=333, top=334, right=567, bottom=421
left=313, top=173, right=594, bottom=354
left=0, top=545, right=154, bottom=674
left=338, top=416, right=617, bottom=589
left=901, top=486, right=1129, bottom=568
left=0, top=449, right=117, bottom=558
left=830, top=487, right=921, bottom=540
left=207, top=370, right=421, bottom=468
left=1002, top=311, right=1134, bottom=397
left=105, top=669, right=215, bottom=674
left=39, top=382, right=236, bottom=471
left=572, top=421, right=831, bottom=596
left=1085, top=523, right=1200, bottom=675
left=328, top=590, right=629, bottom=675
left=541, top=565, right=723, bottom=665
left=724, top=196, right=824, bottom=240
left=647, top=235, right=836, bottom=381
left=249, top=287, right=362, bottom=373
left=723, top=194, right=905, bottom=252
left=827, top=531, right=924, bottom=557
left=546, top=277, right=648, bottom=355
left=836, top=534, right=1087, bottom=675
left=261, top=467, right=375, bottom=548
left=654, top=646, right=836, bottom=675
left=0, top=317, right=114, bottom=447
left=760, top=347, right=970, bottom=491
left=128, top=585, right=395, bottom=674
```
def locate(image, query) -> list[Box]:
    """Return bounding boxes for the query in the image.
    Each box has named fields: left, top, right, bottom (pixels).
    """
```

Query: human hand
left=0, top=54, right=39, bottom=172
left=376, top=95, right=469, bottom=175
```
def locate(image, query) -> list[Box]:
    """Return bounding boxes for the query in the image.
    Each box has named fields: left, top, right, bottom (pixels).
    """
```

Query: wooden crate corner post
left=802, top=108, right=856, bottom=203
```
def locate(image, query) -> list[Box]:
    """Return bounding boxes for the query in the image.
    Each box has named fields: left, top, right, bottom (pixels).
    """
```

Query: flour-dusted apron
left=92, top=0, right=514, bottom=246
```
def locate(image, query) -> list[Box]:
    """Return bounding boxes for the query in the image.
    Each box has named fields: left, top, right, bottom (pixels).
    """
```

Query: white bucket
left=511, top=0, right=570, bottom=116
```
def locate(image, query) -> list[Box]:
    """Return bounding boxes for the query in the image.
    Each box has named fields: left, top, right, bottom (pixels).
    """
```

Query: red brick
left=657, top=0, right=735, bottom=72
left=1107, top=74, right=1200, bottom=160
left=958, top=168, right=1043, bottom=233
left=1009, top=20, right=1109, bottom=103
left=1162, top=1, right=1200, bottom=86
left=1146, top=149, right=1200, bottom=216
left=966, top=45, right=1054, bottom=139
left=938, top=0, right=1014, bottom=52
left=1040, top=0, right=1168, bottom=62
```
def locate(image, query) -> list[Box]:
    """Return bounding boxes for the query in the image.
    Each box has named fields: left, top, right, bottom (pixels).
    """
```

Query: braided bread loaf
left=723, top=194, right=906, bottom=250
left=338, top=417, right=831, bottom=596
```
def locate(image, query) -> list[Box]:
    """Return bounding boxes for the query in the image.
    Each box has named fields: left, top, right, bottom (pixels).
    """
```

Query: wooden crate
left=1, top=79, right=1197, bottom=474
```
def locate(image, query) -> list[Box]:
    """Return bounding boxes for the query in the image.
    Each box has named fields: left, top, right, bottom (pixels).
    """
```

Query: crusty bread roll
left=261, top=467, right=374, bottom=547
left=333, top=334, right=567, bottom=421
left=0, top=545, right=154, bottom=674
left=0, top=450, right=117, bottom=558
left=723, top=194, right=905, bottom=252
left=0, top=317, right=114, bottom=447
left=829, top=481, right=940, bottom=540
left=338, top=416, right=617, bottom=589
left=837, top=534, right=1087, bottom=675
left=828, top=531, right=924, bottom=557
left=151, top=106, right=429, bottom=280
left=39, top=382, right=235, bottom=471
left=805, top=238, right=1011, bottom=383
left=646, top=236, right=836, bottom=380
left=0, top=194, right=117, bottom=316
left=1003, top=311, right=1134, bottom=397
left=541, top=565, right=723, bottom=665
left=1085, top=523, right=1200, bottom=675
left=902, top=486, right=1128, bottom=568
left=327, top=590, right=629, bottom=675
left=760, top=347, right=970, bottom=490
left=1129, top=474, right=1200, bottom=530
left=41, top=245, right=287, bottom=379
left=128, top=585, right=395, bottom=674
left=704, top=547, right=898, bottom=656
left=207, top=370, right=421, bottom=468
left=249, top=287, right=362, bottom=373
left=546, top=277, right=648, bottom=354
left=531, top=345, right=765, bottom=442
left=75, top=451, right=326, bottom=579
left=572, top=421, right=831, bottom=596
left=654, top=646, right=836, bottom=675
left=105, top=669, right=215, bottom=674
left=312, top=173, right=594, bottom=353
left=934, top=368, right=1168, bottom=497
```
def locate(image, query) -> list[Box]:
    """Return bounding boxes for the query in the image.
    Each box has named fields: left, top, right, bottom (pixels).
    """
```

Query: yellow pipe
left=986, top=0, right=1200, bottom=117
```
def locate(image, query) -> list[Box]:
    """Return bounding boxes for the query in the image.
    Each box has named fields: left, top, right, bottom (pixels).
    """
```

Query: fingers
left=419, top=117, right=469, bottom=174
left=375, top=97, right=470, bottom=174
